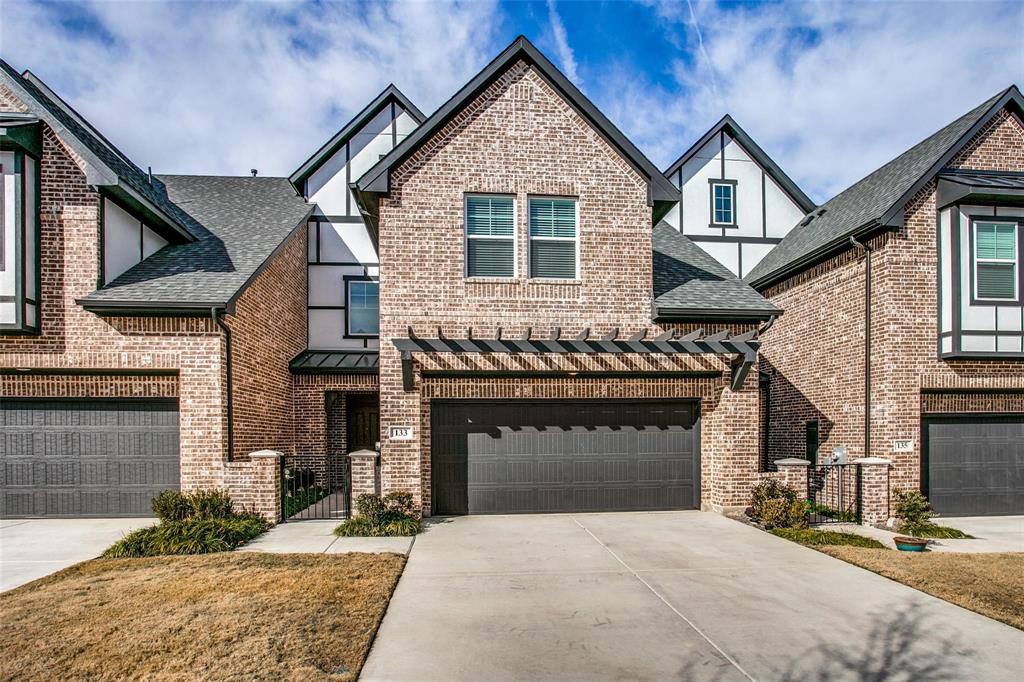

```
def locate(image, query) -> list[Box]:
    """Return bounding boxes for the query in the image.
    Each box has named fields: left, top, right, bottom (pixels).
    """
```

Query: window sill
left=708, top=223, right=739, bottom=229
left=465, top=277, right=518, bottom=284
left=527, top=278, right=581, bottom=285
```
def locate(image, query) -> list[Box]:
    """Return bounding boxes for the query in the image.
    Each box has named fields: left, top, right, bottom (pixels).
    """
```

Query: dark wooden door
left=346, top=394, right=380, bottom=452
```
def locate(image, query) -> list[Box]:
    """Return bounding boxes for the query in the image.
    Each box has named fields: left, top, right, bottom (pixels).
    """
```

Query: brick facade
left=374, top=60, right=764, bottom=514
left=0, top=84, right=296, bottom=520
left=760, top=106, right=1024, bottom=498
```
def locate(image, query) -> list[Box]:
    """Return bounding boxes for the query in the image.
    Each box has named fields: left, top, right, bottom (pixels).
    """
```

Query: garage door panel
left=433, top=400, right=699, bottom=515
left=1, top=399, right=180, bottom=518
left=925, top=416, right=1024, bottom=516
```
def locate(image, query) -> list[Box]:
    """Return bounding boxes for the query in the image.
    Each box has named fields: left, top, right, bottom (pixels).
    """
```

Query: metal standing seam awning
left=392, top=326, right=760, bottom=392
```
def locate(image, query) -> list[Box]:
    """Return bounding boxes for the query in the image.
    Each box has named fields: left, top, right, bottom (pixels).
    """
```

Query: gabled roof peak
left=664, top=114, right=815, bottom=214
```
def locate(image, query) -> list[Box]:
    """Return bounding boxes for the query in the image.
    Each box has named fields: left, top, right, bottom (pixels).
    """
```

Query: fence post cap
left=348, top=449, right=377, bottom=459
left=249, top=450, right=283, bottom=460
left=775, top=458, right=811, bottom=467
left=852, top=457, right=893, bottom=466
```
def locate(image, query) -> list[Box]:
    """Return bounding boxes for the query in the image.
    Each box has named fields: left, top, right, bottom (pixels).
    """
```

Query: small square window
left=347, top=279, right=379, bottom=336
left=710, top=182, right=736, bottom=226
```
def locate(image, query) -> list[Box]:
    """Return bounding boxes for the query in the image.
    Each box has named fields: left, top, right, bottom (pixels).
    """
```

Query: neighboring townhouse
left=750, top=86, right=1024, bottom=517
left=662, top=116, right=815, bottom=278
left=0, top=60, right=311, bottom=518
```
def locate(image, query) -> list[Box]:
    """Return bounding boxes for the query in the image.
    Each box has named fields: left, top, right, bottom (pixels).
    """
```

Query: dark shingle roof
left=80, top=176, right=312, bottom=310
left=746, top=86, right=1023, bottom=287
left=653, top=222, right=780, bottom=320
left=0, top=60, right=192, bottom=241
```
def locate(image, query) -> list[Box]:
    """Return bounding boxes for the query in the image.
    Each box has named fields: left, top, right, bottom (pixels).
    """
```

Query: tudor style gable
left=663, top=116, right=814, bottom=279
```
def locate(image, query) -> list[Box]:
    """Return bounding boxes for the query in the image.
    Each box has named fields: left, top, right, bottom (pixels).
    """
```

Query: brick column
left=854, top=457, right=892, bottom=527
left=245, top=450, right=282, bottom=523
left=348, top=449, right=379, bottom=510
left=775, top=458, right=810, bottom=500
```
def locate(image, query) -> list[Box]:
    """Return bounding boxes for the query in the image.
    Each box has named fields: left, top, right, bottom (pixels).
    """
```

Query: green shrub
left=103, top=514, right=268, bottom=558
left=902, top=522, right=973, bottom=539
left=151, top=490, right=192, bottom=522
left=151, top=489, right=234, bottom=522
left=336, top=491, right=421, bottom=537
left=749, top=480, right=807, bottom=529
left=771, top=528, right=887, bottom=549
left=892, top=489, right=935, bottom=536
left=806, top=502, right=859, bottom=523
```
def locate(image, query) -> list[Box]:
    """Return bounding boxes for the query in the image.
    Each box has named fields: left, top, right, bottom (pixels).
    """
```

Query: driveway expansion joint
left=571, top=515, right=757, bottom=682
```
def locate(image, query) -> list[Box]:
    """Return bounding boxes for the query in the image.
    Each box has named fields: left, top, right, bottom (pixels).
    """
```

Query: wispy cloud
left=0, top=0, right=502, bottom=176
left=546, top=0, right=580, bottom=85
left=604, top=0, right=1023, bottom=201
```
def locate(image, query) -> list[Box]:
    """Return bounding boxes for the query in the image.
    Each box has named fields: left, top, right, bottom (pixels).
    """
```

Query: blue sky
left=2, top=0, right=1022, bottom=202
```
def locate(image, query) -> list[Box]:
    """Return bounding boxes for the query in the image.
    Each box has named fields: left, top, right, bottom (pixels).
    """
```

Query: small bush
left=750, top=479, right=807, bottom=529
left=892, top=488, right=934, bottom=533
left=771, top=528, right=887, bottom=549
left=151, top=490, right=192, bottom=522
left=104, top=514, right=268, bottom=557
left=336, top=491, right=421, bottom=537
left=151, top=489, right=234, bottom=522
left=902, top=522, right=973, bottom=539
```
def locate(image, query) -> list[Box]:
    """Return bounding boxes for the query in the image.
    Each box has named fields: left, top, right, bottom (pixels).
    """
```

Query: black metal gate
left=808, top=463, right=860, bottom=524
left=280, top=454, right=351, bottom=521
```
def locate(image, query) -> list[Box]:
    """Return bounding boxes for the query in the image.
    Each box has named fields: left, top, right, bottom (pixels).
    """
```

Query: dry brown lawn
left=0, top=552, right=405, bottom=681
left=822, top=548, right=1024, bottom=630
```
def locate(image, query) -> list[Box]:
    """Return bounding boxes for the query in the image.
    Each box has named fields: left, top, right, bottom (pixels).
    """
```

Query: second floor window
left=529, top=197, right=578, bottom=279
left=347, top=280, right=379, bottom=336
left=973, top=221, right=1018, bottom=301
left=465, top=195, right=515, bottom=278
left=710, top=181, right=736, bottom=226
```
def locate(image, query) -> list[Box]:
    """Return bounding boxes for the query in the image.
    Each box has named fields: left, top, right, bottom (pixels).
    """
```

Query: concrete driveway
left=0, top=518, right=151, bottom=592
left=362, top=511, right=1023, bottom=681
left=939, top=515, right=1024, bottom=552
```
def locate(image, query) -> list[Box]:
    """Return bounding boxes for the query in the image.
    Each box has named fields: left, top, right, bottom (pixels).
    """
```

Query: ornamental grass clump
left=335, top=492, right=422, bottom=537
left=104, top=490, right=268, bottom=557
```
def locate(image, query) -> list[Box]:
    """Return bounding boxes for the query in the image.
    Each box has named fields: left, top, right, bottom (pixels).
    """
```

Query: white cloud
left=546, top=0, right=580, bottom=85
left=0, top=0, right=502, bottom=176
left=606, top=0, right=1024, bottom=202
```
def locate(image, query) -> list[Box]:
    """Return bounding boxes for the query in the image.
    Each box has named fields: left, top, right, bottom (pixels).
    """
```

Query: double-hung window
left=347, top=279, right=379, bottom=336
left=710, top=181, right=736, bottom=226
left=973, top=221, right=1018, bottom=301
left=465, top=195, right=515, bottom=278
left=529, top=197, right=578, bottom=279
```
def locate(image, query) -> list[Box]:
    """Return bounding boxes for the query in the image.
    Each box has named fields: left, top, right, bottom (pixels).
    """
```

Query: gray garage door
left=431, top=400, right=700, bottom=515
left=924, top=416, right=1024, bottom=516
left=1, top=399, right=180, bottom=518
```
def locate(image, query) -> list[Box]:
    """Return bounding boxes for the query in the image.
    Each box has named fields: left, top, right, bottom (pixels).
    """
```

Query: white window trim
left=527, top=196, right=580, bottom=280
left=346, top=278, right=380, bottom=337
left=973, top=220, right=1019, bottom=302
left=464, top=193, right=517, bottom=279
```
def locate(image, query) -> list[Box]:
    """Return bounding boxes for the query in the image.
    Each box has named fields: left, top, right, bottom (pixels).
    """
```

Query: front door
left=347, top=393, right=380, bottom=452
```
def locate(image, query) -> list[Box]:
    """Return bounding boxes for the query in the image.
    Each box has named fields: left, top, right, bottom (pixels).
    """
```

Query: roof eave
left=748, top=220, right=890, bottom=290
left=288, top=85, right=427, bottom=192
left=76, top=299, right=227, bottom=316
left=653, top=306, right=779, bottom=323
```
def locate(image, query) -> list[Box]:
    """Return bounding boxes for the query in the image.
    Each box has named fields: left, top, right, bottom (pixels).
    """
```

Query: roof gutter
left=77, top=299, right=227, bottom=316
left=653, top=306, right=780, bottom=323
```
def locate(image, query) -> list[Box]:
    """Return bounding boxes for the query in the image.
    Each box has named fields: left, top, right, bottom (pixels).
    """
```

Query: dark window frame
left=344, top=274, right=380, bottom=338
left=805, top=419, right=819, bottom=466
left=0, top=148, right=41, bottom=335
left=708, top=178, right=738, bottom=228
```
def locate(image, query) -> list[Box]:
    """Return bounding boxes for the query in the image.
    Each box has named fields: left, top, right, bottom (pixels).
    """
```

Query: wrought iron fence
left=280, top=454, right=351, bottom=522
left=807, top=463, right=860, bottom=525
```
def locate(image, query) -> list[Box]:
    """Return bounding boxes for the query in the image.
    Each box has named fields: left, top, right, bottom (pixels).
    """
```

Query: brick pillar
left=247, top=450, right=282, bottom=524
left=854, top=457, right=892, bottom=527
left=348, top=449, right=379, bottom=511
left=775, top=458, right=810, bottom=500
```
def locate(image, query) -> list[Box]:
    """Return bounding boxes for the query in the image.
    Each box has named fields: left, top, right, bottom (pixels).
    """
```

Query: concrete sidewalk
left=1, top=518, right=151, bottom=592
left=828, top=515, right=1024, bottom=553
left=238, top=520, right=413, bottom=554
left=362, top=511, right=1023, bottom=682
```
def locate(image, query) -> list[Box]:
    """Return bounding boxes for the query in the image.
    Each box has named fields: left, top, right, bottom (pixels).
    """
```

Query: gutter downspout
left=848, top=237, right=873, bottom=459
left=212, top=307, right=234, bottom=461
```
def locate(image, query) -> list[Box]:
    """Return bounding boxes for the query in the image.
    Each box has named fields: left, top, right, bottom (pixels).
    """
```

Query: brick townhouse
left=750, top=86, right=1024, bottom=517
left=2, top=35, right=1019, bottom=522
